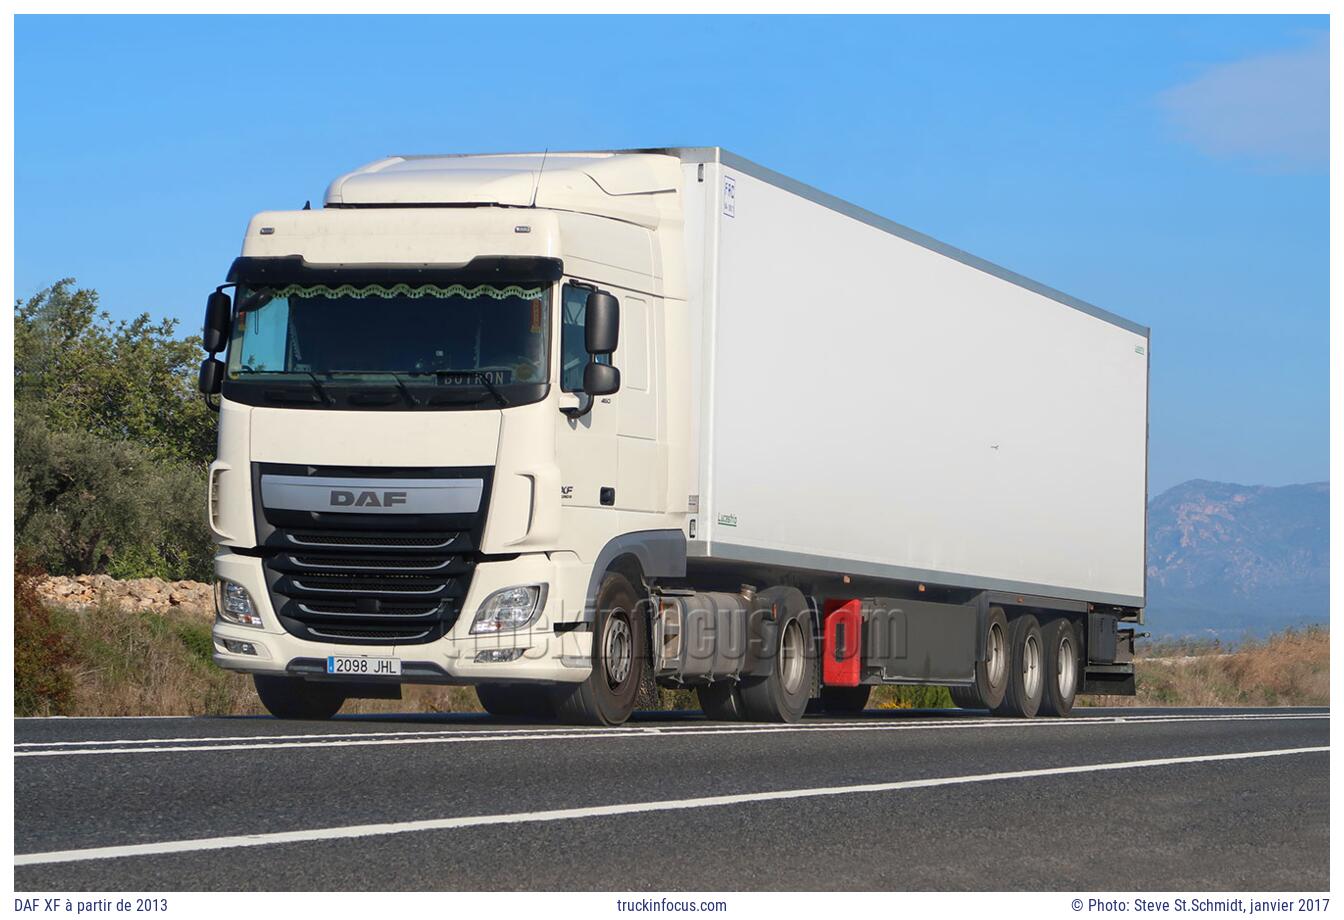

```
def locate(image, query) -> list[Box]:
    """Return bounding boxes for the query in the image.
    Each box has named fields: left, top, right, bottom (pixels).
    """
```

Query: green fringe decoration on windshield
left=273, top=283, right=546, bottom=300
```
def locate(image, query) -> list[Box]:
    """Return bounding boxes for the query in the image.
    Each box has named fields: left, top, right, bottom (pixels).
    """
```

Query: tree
left=15, top=279, right=216, bottom=466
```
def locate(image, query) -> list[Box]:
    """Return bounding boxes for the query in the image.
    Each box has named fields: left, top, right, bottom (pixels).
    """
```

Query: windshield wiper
left=325, top=370, right=420, bottom=407
left=407, top=370, right=510, bottom=408
left=300, top=371, right=333, bottom=406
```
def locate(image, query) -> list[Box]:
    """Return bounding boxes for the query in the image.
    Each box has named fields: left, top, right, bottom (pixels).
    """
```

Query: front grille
left=254, top=463, right=490, bottom=648
left=263, top=530, right=475, bottom=646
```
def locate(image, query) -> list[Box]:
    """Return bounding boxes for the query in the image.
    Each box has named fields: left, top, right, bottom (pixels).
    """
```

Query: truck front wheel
left=551, top=573, right=646, bottom=726
left=253, top=674, right=346, bottom=720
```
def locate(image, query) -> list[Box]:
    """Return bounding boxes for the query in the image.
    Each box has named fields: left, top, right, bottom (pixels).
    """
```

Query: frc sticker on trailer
left=723, top=176, right=736, bottom=218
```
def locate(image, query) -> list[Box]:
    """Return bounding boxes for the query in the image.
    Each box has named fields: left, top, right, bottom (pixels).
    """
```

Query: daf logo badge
left=330, top=490, right=408, bottom=508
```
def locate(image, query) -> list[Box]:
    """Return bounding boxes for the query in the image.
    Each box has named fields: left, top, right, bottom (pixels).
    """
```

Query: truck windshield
left=224, top=282, right=551, bottom=408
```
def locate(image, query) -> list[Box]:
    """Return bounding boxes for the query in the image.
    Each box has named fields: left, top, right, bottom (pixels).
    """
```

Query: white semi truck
left=201, top=148, right=1148, bottom=725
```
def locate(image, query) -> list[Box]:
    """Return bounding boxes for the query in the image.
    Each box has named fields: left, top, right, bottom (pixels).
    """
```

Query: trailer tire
left=698, top=682, right=748, bottom=720
left=253, top=675, right=346, bottom=721
left=551, top=573, right=646, bottom=726
left=1040, top=618, right=1080, bottom=717
left=950, top=606, right=1010, bottom=710
left=817, top=685, right=871, bottom=714
left=992, top=614, right=1044, bottom=719
left=476, top=683, right=556, bottom=721
left=738, top=587, right=815, bottom=723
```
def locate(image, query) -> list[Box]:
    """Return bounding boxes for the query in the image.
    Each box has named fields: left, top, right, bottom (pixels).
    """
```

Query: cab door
left=554, top=282, right=664, bottom=513
left=555, top=281, right=618, bottom=510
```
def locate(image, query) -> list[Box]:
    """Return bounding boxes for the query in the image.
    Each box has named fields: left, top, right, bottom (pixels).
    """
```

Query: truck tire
left=476, top=683, right=556, bottom=720
left=1040, top=618, right=1080, bottom=717
left=949, top=685, right=986, bottom=711
left=992, top=614, right=1044, bottom=719
left=551, top=573, right=646, bottom=726
left=253, top=674, right=346, bottom=720
left=950, top=606, right=1010, bottom=711
left=697, top=682, right=748, bottom=720
left=738, top=587, right=815, bottom=723
left=817, top=685, right=871, bottom=714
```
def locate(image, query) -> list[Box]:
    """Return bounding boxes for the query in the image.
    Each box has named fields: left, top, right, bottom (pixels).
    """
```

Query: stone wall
left=36, top=575, right=213, bottom=619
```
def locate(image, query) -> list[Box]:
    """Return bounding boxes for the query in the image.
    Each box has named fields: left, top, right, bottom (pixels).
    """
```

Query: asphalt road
left=14, top=706, right=1329, bottom=891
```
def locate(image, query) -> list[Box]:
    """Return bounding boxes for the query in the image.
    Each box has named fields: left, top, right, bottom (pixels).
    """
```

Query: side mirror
left=203, top=290, right=232, bottom=353
left=583, top=361, right=621, bottom=397
left=198, top=357, right=225, bottom=395
left=584, top=291, right=619, bottom=355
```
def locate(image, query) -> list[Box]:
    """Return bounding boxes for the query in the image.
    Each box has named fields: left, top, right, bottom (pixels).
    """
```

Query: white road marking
left=13, top=712, right=1327, bottom=758
left=14, top=746, right=1328, bottom=867
left=12, top=710, right=1321, bottom=748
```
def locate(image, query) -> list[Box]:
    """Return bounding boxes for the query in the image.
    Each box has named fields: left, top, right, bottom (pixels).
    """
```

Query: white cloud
left=1158, top=34, right=1328, bottom=169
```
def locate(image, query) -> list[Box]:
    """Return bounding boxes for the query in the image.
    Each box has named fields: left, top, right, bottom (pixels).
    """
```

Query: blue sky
left=15, top=15, right=1329, bottom=494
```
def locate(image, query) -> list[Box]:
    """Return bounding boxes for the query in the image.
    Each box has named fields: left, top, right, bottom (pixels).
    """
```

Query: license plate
left=326, top=655, right=402, bottom=677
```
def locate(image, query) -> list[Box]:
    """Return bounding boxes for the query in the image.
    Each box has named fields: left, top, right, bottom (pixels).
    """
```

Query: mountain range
left=1144, top=479, right=1329, bottom=639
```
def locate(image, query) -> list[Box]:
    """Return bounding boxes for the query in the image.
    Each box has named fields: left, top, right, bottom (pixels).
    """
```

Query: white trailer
left=201, top=148, right=1147, bottom=725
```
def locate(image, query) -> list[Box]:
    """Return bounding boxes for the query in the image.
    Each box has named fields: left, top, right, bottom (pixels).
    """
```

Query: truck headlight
left=215, top=579, right=264, bottom=628
left=470, top=584, right=547, bottom=634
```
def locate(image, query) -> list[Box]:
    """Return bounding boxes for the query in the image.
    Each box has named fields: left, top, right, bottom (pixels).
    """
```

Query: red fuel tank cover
left=822, top=598, right=863, bottom=687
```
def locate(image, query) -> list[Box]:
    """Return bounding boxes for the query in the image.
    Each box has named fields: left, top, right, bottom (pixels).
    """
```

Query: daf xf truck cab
left=202, top=148, right=1147, bottom=725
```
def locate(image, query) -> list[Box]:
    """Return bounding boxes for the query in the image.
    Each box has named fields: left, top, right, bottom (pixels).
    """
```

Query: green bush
left=14, top=405, right=213, bottom=581
left=14, top=279, right=216, bottom=581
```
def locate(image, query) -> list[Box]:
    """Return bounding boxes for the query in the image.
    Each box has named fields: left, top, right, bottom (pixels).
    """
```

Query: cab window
left=560, top=282, right=610, bottom=392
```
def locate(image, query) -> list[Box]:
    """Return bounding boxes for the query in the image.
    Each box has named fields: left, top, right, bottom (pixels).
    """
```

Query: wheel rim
left=603, top=611, right=633, bottom=689
left=986, top=621, right=1007, bottom=688
left=1021, top=633, right=1042, bottom=700
left=1057, top=635, right=1076, bottom=698
left=779, top=618, right=805, bottom=695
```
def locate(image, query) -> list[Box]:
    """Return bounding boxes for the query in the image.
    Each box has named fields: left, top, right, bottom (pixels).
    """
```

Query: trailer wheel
left=551, top=573, right=646, bottom=726
left=738, top=587, right=815, bottom=723
left=817, top=685, right=871, bottom=714
left=992, top=614, right=1044, bottom=718
left=253, top=674, right=346, bottom=721
left=697, top=682, right=748, bottom=720
left=476, top=684, right=556, bottom=721
left=1039, top=618, right=1080, bottom=717
left=950, top=606, right=1010, bottom=711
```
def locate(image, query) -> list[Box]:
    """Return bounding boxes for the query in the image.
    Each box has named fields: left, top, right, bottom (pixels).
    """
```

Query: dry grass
left=1088, top=626, right=1329, bottom=708
left=25, top=600, right=483, bottom=717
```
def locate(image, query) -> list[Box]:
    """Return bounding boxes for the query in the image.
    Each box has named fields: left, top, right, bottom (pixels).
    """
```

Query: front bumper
left=212, top=550, right=593, bottom=685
